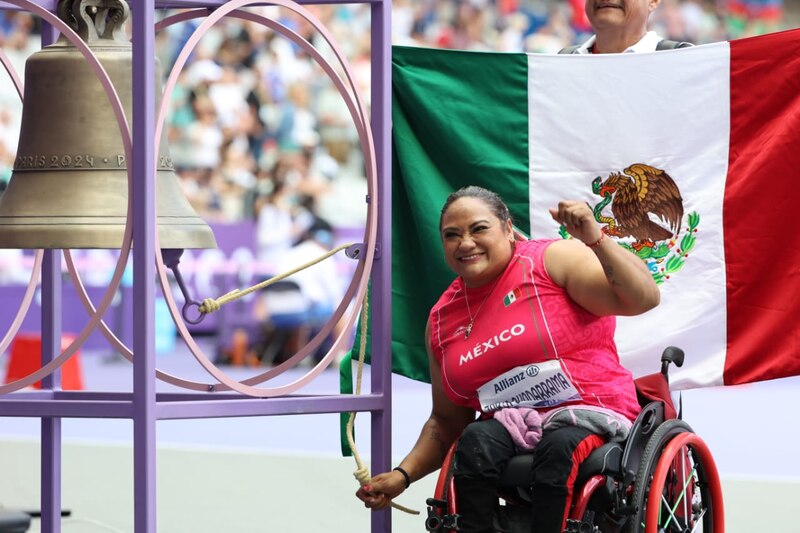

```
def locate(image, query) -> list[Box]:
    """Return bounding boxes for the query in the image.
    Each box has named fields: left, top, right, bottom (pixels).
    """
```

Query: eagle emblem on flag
left=561, top=163, right=701, bottom=285
left=591, top=163, right=683, bottom=250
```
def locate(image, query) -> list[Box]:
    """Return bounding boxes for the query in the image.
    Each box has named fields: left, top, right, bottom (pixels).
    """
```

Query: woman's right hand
left=354, top=470, right=408, bottom=510
left=355, top=322, right=475, bottom=511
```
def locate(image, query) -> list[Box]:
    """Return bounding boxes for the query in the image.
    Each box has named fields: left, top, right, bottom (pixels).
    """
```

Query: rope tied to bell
left=196, top=242, right=356, bottom=315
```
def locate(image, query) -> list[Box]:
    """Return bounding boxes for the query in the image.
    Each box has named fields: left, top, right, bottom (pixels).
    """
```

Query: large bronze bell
left=0, top=0, right=217, bottom=249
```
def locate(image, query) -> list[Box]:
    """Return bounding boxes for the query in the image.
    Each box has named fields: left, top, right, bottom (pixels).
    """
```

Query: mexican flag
left=503, top=288, right=522, bottom=307
left=340, top=29, right=800, bottom=419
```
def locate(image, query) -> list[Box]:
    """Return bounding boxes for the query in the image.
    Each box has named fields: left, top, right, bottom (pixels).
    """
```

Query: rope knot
left=354, top=466, right=371, bottom=487
left=199, top=298, right=220, bottom=314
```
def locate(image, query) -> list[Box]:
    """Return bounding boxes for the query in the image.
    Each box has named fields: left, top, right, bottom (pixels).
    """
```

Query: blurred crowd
left=0, top=0, right=794, bottom=236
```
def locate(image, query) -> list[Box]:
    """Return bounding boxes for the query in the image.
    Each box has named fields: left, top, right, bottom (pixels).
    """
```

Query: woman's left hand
left=548, top=201, right=603, bottom=246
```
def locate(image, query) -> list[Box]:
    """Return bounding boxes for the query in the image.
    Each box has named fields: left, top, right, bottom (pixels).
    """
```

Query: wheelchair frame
left=424, top=348, right=725, bottom=533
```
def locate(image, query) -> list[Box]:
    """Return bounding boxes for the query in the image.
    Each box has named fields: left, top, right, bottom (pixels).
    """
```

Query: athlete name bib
left=477, top=360, right=582, bottom=412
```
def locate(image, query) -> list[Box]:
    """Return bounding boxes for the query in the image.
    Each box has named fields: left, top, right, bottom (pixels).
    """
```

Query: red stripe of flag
left=724, top=29, right=800, bottom=384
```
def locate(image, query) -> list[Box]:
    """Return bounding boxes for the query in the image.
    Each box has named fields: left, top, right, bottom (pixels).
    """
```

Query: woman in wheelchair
left=356, top=186, right=664, bottom=532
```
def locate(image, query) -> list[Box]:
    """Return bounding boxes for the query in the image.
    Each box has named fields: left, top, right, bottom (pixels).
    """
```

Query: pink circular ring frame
left=0, top=0, right=135, bottom=394
left=151, top=2, right=378, bottom=396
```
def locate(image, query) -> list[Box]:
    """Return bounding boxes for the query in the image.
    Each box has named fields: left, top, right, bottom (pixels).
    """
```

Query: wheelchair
left=425, top=347, right=725, bottom=533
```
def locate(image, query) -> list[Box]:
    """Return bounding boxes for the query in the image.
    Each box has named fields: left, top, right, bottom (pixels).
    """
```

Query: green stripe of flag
left=340, top=46, right=529, bottom=455
left=390, top=46, right=530, bottom=381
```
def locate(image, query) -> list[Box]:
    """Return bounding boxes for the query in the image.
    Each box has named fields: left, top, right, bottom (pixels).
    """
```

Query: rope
left=346, top=290, right=419, bottom=515
left=197, top=242, right=356, bottom=315
left=195, top=241, right=417, bottom=513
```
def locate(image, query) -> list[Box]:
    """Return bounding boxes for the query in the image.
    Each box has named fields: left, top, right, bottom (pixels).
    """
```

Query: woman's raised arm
left=547, top=200, right=661, bottom=317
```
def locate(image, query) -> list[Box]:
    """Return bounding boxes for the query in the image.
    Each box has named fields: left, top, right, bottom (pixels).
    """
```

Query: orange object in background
left=3, top=333, right=84, bottom=390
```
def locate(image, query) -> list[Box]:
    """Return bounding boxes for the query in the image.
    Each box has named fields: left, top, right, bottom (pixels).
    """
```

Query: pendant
left=465, top=321, right=473, bottom=339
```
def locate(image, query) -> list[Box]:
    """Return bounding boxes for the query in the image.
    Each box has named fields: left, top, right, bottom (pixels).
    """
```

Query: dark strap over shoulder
left=655, top=39, right=693, bottom=50
left=558, top=39, right=693, bottom=54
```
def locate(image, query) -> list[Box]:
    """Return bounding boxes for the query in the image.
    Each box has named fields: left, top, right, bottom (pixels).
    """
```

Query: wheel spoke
left=681, top=450, right=689, bottom=526
left=659, top=492, right=677, bottom=528
left=660, top=463, right=697, bottom=530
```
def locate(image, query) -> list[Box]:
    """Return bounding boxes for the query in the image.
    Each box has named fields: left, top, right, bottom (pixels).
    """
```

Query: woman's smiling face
left=440, top=197, right=514, bottom=288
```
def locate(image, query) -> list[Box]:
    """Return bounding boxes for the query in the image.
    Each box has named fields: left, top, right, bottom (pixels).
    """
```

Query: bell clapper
left=161, top=248, right=206, bottom=325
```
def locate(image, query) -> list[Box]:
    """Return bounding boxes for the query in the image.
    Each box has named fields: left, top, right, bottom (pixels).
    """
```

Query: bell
left=0, top=0, right=216, bottom=249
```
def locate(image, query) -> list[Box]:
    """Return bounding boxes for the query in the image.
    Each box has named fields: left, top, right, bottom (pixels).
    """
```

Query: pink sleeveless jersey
left=428, top=239, right=640, bottom=422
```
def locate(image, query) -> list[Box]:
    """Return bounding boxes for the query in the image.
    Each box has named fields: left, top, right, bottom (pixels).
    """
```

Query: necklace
left=463, top=281, right=497, bottom=339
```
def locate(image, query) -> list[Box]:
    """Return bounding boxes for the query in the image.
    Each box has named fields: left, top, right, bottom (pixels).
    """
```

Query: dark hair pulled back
left=439, top=186, right=511, bottom=230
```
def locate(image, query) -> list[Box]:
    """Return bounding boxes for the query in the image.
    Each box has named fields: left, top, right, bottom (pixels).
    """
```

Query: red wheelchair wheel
left=629, top=419, right=724, bottom=532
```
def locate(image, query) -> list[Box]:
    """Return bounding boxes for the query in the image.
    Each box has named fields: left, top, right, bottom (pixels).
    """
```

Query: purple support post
left=39, top=18, right=63, bottom=533
left=370, top=0, right=393, bottom=532
left=131, top=2, right=158, bottom=532
left=41, top=249, right=62, bottom=533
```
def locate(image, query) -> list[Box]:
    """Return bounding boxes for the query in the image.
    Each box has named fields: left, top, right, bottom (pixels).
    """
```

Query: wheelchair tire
left=427, top=442, right=459, bottom=532
left=626, top=419, right=724, bottom=533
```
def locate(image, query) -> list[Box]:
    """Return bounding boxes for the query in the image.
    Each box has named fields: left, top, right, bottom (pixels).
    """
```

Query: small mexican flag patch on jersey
left=503, top=288, right=521, bottom=307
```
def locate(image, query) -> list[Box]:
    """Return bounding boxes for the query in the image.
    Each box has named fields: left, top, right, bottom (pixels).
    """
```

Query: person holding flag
left=561, top=0, right=691, bottom=53
left=355, top=186, right=660, bottom=532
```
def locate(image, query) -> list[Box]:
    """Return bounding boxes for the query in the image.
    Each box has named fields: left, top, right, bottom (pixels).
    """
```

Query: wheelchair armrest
left=620, top=402, right=664, bottom=483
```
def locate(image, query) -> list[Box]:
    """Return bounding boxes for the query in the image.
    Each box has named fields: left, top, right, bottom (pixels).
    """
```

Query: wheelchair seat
left=497, top=400, right=664, bottom=504
left=498, top=441, right=625, bottom=504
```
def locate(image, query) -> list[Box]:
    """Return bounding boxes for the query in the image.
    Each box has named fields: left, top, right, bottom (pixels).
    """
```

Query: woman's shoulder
left=519, top=237, right=589, bottom=253
left=515, top=238, right=582, bottom=286
left=515, top=238, right=561, bottom=256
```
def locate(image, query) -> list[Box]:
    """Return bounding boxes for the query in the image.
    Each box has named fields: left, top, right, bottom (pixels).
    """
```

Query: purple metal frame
left=0, top=1, right=393, bottom=531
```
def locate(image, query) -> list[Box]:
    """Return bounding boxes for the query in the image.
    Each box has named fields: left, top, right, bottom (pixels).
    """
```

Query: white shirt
left=575, top=31, right=664, bottom=54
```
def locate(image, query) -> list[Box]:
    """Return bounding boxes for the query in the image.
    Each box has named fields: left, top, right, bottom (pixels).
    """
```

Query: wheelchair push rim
left=628, top=418, right=724, bottom=533
left=645, top=431, right=724, bottom=532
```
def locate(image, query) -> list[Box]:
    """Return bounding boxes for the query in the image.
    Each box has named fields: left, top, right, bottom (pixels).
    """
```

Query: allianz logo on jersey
left=459, top=323, right=525, bottom=365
